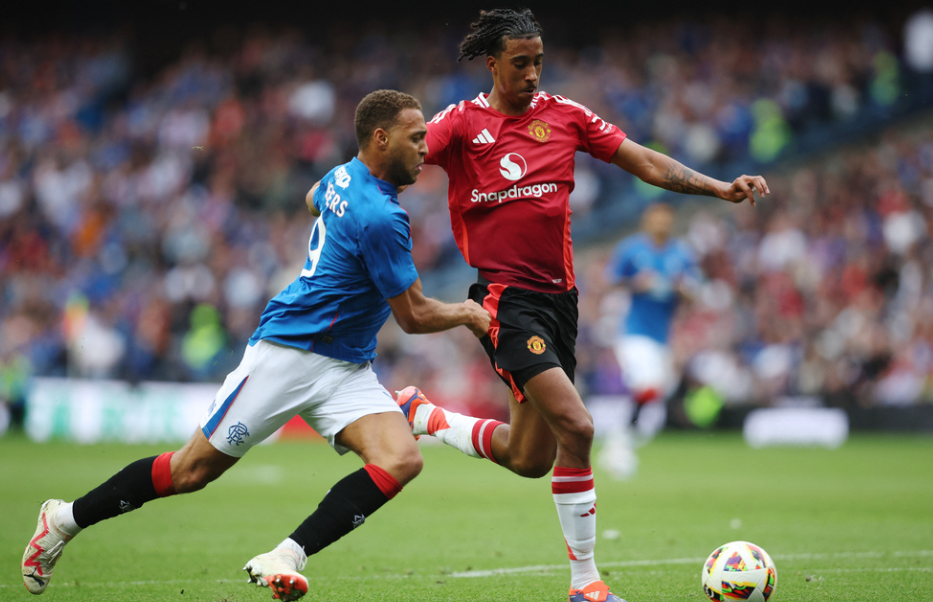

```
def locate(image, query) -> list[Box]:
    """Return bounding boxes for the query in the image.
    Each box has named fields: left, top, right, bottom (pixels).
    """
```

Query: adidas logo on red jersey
left=472, top=128, right=495, bottom=144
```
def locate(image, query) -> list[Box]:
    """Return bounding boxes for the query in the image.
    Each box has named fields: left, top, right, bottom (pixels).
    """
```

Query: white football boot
left=244, top=544, right=309, bottom=601
left=22, top=499, right=73, bottom=594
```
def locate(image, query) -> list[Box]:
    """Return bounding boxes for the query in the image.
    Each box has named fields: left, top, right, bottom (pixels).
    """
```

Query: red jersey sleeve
left=425, top=102, right=460, bottom=168
left=552, top=95, right=627, bottom=163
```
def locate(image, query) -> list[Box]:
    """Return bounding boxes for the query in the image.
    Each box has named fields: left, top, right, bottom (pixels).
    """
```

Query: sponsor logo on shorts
left=527, top=336, right=547, bottom=355
left=528, top=119, right=551, bottom=142
left=227, top=421, right=250, bottom=446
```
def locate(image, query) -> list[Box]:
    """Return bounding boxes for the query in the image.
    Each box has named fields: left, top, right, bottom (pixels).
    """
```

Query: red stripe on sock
left=151, top=451, right=176, bottom=497
left=471, top=420, right=485, bottom=459
left=363, top=464, right=403, bottom=500
left=481, top=420, right=503, bottom=464
left=553, top=466, right=593, bottom=478
left=426, top=407, right=450, bottom=435
left=551, top=466, right=594, bottom=495
left=552, top=480, right=595, bottom=495
left=471, top=419, right=503, bottom=463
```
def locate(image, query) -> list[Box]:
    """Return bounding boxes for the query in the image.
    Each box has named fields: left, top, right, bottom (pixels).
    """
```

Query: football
left=701, top=541, right=777, bottom=602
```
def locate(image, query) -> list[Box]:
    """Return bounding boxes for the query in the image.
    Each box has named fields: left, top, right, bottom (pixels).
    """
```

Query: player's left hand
left=723, top=175, right=769, bottom=206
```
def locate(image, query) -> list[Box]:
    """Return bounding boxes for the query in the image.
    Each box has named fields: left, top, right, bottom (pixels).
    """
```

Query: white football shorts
left=614, top=334, right=675, bottom=399
left=200, top=339, right=402, bottom=457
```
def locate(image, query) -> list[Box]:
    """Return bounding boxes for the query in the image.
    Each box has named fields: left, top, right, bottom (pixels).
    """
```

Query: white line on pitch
left=448, top=550, right=933, bottom=578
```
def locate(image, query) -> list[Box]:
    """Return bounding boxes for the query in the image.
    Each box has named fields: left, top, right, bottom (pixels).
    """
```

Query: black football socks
left=288, top=467, right=392, bottom=556
left=72, top=452, right=176, bottom=528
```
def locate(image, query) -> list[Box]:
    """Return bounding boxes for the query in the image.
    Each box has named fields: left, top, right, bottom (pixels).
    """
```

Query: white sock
left=552, top=467, right=601, bottom=590
left=54, top=502, right=83, bottom=538
left=276, top=537, right=308, bottom=571
left=414, top=404, right=502, bottom=463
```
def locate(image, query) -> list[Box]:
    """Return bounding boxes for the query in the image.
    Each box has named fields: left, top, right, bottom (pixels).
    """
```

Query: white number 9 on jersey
left=300, top=217, right=327, bottom=278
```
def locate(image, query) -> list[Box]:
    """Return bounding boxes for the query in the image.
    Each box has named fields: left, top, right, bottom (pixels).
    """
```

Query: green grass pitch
left=2, top=431, right=931, bottom=601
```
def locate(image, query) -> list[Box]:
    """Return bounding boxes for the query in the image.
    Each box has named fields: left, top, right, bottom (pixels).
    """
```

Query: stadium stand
left=1, top=8, right=931, bottom=430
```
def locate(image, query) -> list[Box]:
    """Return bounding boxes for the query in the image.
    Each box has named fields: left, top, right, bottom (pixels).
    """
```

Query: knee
left=382, top=446, right=423, bottom=486
left=400, top=449, right=424, bottom=484
left=557, top=413, right=594, bottom=447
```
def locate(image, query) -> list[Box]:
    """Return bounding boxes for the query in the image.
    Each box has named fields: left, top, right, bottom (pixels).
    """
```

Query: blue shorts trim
left=202, top=376, right=249, bottom=440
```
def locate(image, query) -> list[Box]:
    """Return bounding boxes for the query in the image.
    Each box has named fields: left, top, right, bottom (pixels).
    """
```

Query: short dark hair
left=354, top=90, right=422, bottom=149
left=458, top=8, right=543, bottom=61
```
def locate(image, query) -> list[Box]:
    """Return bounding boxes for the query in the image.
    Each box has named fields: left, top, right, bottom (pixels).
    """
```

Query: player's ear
left=486, top=54, right=497, bottom=75
left=373, top=127, right=389, bottom=150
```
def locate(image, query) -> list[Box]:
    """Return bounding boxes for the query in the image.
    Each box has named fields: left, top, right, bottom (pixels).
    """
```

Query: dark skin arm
left=387, top=278, right=491, bottom=338
left=611, top=139, right=770, bottom=205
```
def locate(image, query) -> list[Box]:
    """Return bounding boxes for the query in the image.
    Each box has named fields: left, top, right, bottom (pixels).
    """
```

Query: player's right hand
left=464, top=299, right=491, bottom=338
left=723, top=174, right=769, bottom=206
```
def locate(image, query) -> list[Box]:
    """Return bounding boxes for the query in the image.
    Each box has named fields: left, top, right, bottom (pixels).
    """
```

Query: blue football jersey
left=606, top=233, right=699, bottom=344
left=249, top=157, right=419, bottom=363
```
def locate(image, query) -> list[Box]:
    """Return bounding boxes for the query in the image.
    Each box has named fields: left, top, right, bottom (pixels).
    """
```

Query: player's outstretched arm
left=610, top=139, right=769, bottom=206
left=388, top=278, right=491, bottom=338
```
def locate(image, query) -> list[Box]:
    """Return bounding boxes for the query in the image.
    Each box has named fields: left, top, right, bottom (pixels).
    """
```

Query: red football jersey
left=426, top=92, right=627, bottom=293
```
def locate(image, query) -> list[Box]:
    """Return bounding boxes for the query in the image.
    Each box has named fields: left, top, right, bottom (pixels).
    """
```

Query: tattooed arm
left=610, top=139, right=769, bottom=206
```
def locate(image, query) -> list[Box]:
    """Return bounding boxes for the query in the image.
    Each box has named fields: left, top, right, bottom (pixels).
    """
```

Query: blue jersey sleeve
left=312, top=184, right=324, bottom=214
left=361, top=209, right=420, bottom=300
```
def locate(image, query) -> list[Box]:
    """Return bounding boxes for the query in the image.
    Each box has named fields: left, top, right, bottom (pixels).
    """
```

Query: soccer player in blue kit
left=599, top=202, right=700, bottom=479
left=21, top=90, right=490, bottom=602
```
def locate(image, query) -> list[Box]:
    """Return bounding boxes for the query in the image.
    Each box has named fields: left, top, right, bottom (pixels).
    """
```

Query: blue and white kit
left=201, top=157, right=420, bottom=456
left=606, top=232, right=699, bottom=397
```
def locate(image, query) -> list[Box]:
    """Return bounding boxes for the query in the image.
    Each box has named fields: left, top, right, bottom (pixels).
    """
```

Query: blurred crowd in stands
left=1, top=8, right=932, bottom=424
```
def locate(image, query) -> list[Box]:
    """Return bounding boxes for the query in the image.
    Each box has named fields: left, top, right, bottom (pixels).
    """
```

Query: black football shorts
left=468, top=278, right=578, bottom=402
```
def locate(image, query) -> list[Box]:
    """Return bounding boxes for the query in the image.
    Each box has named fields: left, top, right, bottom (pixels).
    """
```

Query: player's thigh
left=522, top=366, right=592, bottom=439
left=200, top=340, right=337, bottom=457
left=504, top=387, right=557, bottom=465
left=301, top=361, right=405, bottom=456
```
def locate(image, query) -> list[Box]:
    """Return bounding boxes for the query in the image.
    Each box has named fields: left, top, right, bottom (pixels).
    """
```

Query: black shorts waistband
left=476, top=273, right=578, bottom=298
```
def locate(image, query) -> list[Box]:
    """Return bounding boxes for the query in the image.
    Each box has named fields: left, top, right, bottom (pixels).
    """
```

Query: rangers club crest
left=527, top=336, right=547, bottom=354
left=227, top=421, right=250, bottom=446
left=528, top=120, right=551, bottom=143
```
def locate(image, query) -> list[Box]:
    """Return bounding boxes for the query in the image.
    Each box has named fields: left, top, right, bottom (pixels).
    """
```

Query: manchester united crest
left=527, top=335, right=547, bottom=354
left=528, top=120, right=551, bottom=143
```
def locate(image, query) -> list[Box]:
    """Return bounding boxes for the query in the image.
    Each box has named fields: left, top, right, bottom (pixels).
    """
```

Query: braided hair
left=458, top=8, right=543, bottom=61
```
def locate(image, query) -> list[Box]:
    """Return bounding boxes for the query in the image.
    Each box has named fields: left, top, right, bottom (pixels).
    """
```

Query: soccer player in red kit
left=396, top=9, right=770, bottom=602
